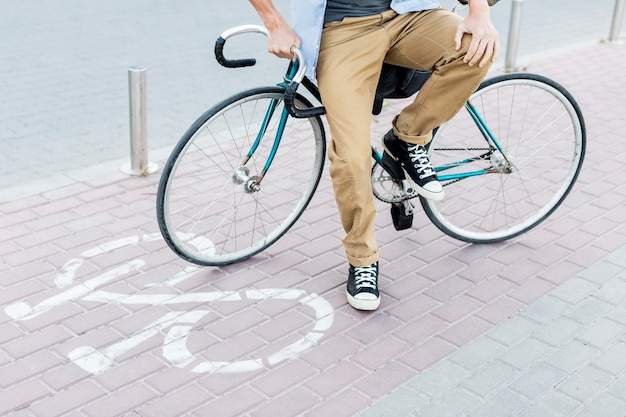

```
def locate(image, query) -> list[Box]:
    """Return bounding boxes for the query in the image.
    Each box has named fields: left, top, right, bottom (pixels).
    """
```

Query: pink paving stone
left=95, top=354, right=166, bottom=392
left=487, top=242, right=536, bottom=265
left=0, top=195, right=49, bottom=214
left=304, top=361, right=367, bottom=398
left=0, top=223, right=31, bottom=242
left=17, top=302, right=84, bottom=333
left=137, top=383, right=212, bottom=417
left=393, top=314, right=448, bottom=346
left=345, top=312, right=403, bottom=345
left=199, top=370, right=262, bottom=399
left=13, top=225, right=69, bottom=251
left=474, top=296, right=525, bottom=324
left=250, top=387, right=320, bottom=417
left=417, top=256, right=467, bottom=283
left=399, top=337, right=457, bottom=372
left=380, top=236, right=425, bottom=259
left=54, top=228, right=112, bottom=251
left=353, top=361, right=416, bottom=398
left=424, top=276, right=474, bottom=302
left=206, top=308, right=269, bottom=341
left=386, top=293, right=440, bottom=322
left=298, top=269, right=346, bottom=298
left=251, top=360, right=318, bottom=398
left=458, top=258, right=506, bottom=284
left=194, top=386, right=266, bottom=417
left=351, top=335, right=410, bottom=371
left=252, top=309, right=313, bottom=343
left=382, top=254, right=428, bottom=280
left=0, top=379, right=51, bottom=415
left=467, top=277, right=516, bottom=303
left=255, top=251, right=309, bottom=276
left=212, top=267, right=271, bottom=293
left=508, top=278, right=556, bottom=304
left=87, top=244, right=149, bottom=270
left=63, top=303, right=129, bottom=335
left=294, top=252, right=345, bottom=276
left=23, top=210, right=77, bottom=232
left=306, top=388, right=371, bottom=417
left=3, top=325, right=74, bottom=360
left=301, top=335, right=363, bottom=370
left=144, top=366, right=205, bottom=397
left=411, top=239, right=462, bottom=265
left=294, top=233, right=342, bottom=258
left=431, top=294, right=483, bottom=323
left=438, top=315, right=492, bottom=347
left=517, top=228, right=561, bottom=250
left=555, top=229, right=598, bottom=252
left=29, top=380, right=107, bottom=417
left=0, top=279, right=48, bottom=307
left=76, top=183, right=127, bottom=204
left=81, top=382, right=159, bottom=417
left=384, top=273, right=431, bottom=300
left=0, top=350, right=61, bottom=389
left=40, top=362, right=91, bottom=392
left=3, top=242, right=61, bottom=268
left=537, top=260, right=585, bottom=286
left=499, top=259, right=547, bottom=286
left=195, top=331, right=266, bottom=365
left=0, top=322, right=24, bottom=345
left=32, top=196, right=84, bottom=217
left=525, top=244, right=571, bottom=267
left=449, top=242, right=505, bottom=265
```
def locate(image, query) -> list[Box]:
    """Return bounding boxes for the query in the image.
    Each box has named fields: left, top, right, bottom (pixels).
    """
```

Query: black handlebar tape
left=285, top=82, right=326, bottom=119
left=214, top=37, right=257, bottom=68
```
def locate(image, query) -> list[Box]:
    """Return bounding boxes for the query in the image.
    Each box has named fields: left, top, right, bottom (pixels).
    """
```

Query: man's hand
left=249, top=0, right=301, bottom=60
left=267, top=23, right=301, bottom=60
left=454, top=0, right=500, bottom=67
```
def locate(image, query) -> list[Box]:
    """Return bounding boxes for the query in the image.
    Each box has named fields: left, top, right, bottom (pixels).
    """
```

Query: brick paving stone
left=194, top=386, right=265, bottom=417
left=0, top=380, right=51, bottom=416
left=81, top=382, right=158, bottom=417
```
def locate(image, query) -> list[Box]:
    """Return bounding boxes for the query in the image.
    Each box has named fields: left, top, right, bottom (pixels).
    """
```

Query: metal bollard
left=609, top=0, right=625, bottom=43
left=505, top=0, right=524, bottom=72
left=121, top=67, right=158, bottom=176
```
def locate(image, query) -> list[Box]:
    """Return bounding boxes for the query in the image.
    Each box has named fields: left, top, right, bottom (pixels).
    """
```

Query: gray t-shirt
left=325, top=0, right=392, bottom=24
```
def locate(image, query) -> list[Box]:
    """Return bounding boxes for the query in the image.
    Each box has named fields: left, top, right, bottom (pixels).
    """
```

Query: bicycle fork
left=232, top=97, right=290, bottom=193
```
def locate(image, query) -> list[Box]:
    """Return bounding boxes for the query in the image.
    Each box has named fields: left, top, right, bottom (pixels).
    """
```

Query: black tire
left=156, top=87, right=326, bottom=265
left=421, top=73, right=586, bottom=243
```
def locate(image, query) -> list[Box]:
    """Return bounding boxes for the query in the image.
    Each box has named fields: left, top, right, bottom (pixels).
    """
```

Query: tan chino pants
left=316, top=8, right=491, bottom=267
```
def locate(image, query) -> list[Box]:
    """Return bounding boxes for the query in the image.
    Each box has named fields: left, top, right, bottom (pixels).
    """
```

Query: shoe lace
left=407, top=144, right=435, bottom=179
left=354, top=264, right=378, bottom=290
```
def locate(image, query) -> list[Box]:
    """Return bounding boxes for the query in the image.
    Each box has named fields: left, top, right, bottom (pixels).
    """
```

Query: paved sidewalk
left=1, top=40, right=626, bottom=416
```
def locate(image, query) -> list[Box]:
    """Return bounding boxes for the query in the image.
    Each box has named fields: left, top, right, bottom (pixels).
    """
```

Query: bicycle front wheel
left=157, top=87, right=326, bottom=266
left=422, top=73, right=586, bottom=243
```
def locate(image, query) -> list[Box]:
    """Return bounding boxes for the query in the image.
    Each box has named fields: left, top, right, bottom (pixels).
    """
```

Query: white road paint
left=5, top=234, right=336, bottom=375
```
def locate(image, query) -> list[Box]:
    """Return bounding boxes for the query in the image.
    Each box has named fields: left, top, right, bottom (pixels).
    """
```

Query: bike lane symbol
left=4, top=234, right=335, bottom=375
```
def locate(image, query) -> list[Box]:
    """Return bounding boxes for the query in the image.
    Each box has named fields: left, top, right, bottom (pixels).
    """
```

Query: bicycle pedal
left=381, top=151, right=405, bottom=181
left=391, top=202, right=413, bottom=231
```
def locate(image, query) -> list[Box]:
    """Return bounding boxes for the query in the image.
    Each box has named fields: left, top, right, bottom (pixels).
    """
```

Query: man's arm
left=454, top=0, right=500, bottom=67
left=248, top=0, right=301, bottom=60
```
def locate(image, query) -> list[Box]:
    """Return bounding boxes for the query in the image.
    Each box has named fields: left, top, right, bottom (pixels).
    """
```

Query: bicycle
left=156, top=24, right=586, bottom=267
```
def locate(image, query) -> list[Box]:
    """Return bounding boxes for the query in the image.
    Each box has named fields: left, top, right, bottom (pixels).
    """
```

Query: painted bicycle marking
left=5, top=234, right=335, bottom=375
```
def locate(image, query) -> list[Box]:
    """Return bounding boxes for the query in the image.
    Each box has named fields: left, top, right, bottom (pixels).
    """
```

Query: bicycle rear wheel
left=422, top=73, right=586, bottom=243
left=157, top=87, right=326, bottom=265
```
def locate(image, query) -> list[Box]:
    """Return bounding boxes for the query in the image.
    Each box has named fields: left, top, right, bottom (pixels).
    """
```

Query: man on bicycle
left=249, top=0, right=500, bottom=311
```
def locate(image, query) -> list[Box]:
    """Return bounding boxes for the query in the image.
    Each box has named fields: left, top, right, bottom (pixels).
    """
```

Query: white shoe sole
left=346, top=291, right=381, bottom=311
left=401, top=167, right=445, bottom=202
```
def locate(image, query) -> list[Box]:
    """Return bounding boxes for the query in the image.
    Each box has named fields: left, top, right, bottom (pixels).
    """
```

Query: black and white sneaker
left=346, top=262, right=380, bottom=311
left=383, top=130, right=444, bottom=201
